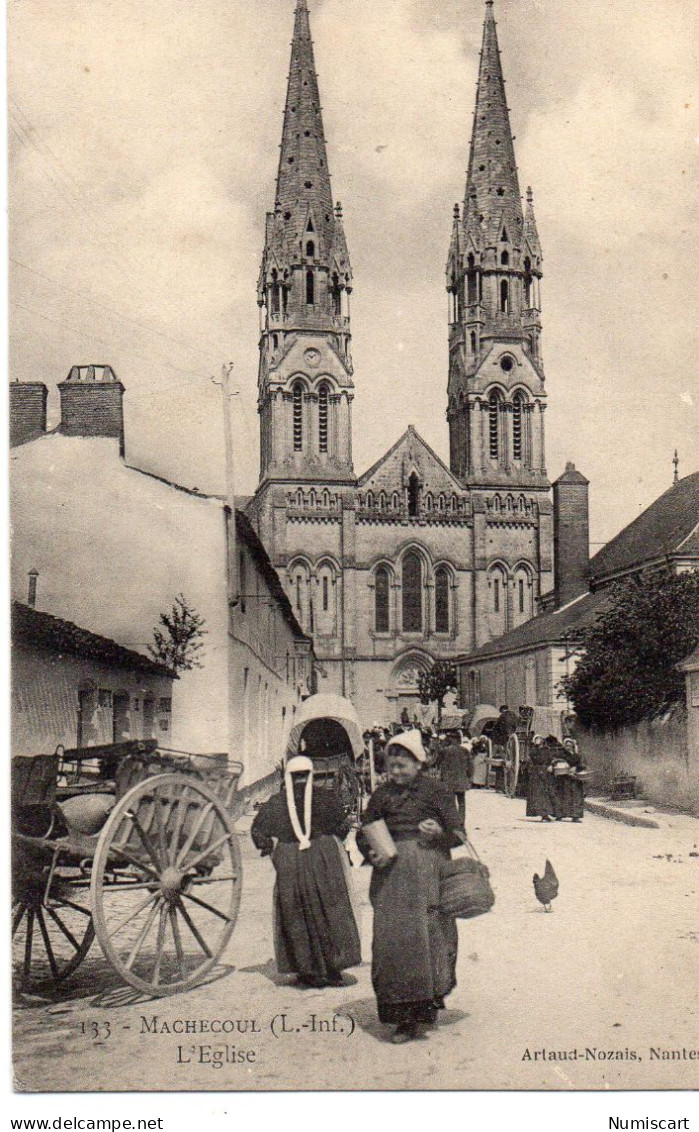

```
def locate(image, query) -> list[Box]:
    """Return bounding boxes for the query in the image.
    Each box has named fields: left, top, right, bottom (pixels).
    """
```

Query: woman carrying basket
left=357, top=730, right=464, bottom=1044
left=251, top=755, right=361, bottom=988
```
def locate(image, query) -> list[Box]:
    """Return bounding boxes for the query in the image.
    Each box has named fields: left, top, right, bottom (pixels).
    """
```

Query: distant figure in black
left=436, top=729, right=472, bottom=825
left=526, top=735, right=555, bottom=822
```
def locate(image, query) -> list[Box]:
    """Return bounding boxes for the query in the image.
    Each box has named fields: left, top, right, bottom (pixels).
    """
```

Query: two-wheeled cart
left=12, top=741, right=243, bottom=997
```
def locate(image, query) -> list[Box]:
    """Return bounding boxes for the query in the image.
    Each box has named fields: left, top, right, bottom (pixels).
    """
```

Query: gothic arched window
left=316, top=562, right=336, bottom=636
left=293, top=382, right=303, bottom=451
left=435, top=566, right=450, bottom=634
left=318, top=383, right=329, bottom=453
left=306, top=269, right=315, bottom=305
left=306, top=240, right=315, bottom=258
left=500, top=250, right=509, bottom=266
left=408, top=473, right=420, bottom=518
left=467, top=253, right=477, bottom=305
left=488, top=565, right=508, bottom=636
left=290, top=561, right=311, bottom=632
left=524, top=257, right=533, bottom=308
left=513, top=392, right=525, bottom=461
left=270, top=270, right=280, bottom=317
left=375, top=566, right=390, bottom=634
left=489, top=391, right=502, bottom=461
left=500, top=279, right=509, bottom=313
left=402, top=552, right=423, bottom=633
left=331, top=273, right=341, bottom=318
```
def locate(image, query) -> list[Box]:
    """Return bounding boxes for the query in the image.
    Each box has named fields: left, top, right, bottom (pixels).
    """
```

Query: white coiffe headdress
left=385, top=729, right=427, bottom=763
left=284, top=755, right=314, bottom=850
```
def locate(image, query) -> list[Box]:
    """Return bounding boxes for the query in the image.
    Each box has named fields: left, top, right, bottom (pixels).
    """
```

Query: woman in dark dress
left=526, top=735, right=555, bottom=821
left=251, top=756, right=361, bottom=988
left=357, top=730, right=464, bottom=1044
left=551, top=738, right=585, bottom=821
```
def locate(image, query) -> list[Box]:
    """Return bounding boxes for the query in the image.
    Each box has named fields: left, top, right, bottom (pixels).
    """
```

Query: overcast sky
left=8, top=0, right=698, bottom=547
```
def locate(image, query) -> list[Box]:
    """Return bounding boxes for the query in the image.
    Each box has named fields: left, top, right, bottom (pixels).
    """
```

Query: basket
left=361, top=818, right=398, bottom=861
left=551, top=760, right=571, bottom=777
left=439, top=840, right=495, bottom=919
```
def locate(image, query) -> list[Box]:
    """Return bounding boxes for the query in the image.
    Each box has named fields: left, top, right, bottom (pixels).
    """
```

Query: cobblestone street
left=13, top=791, right=699, bottom=1092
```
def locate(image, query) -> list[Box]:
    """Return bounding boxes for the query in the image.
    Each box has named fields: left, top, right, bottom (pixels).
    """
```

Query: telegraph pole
left=213, top=363, right=239, bottom=607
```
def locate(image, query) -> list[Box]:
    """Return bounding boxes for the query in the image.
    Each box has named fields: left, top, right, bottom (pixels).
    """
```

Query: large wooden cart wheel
left=503, top=734, right=520, bottom=798
left=90, top=774, right=242, bottom=996
left=12, top=844, right=95, bottom=993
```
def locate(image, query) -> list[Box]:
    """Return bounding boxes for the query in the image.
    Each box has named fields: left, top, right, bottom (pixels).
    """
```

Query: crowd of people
left=250, top=704, right=586, bottom=1045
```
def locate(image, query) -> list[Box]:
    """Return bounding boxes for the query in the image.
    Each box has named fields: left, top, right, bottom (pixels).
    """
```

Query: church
left=247, top=0, right=556, bottom=725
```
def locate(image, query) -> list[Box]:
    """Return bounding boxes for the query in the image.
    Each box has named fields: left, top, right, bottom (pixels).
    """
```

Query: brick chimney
left=10, top=382, right=48, bottom=447
left=58, top=365, right=125, bottom=455
left=553, top=462, right=589, bottom=608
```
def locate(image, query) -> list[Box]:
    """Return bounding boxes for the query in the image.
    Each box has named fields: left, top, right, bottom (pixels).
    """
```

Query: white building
left=10, top=368, right=313, bottom=783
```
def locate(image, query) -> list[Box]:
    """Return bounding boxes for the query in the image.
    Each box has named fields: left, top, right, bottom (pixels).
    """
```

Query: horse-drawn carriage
left=285, top=694, right=364, bottom=823
left=12, top=740, right=243, bottom=996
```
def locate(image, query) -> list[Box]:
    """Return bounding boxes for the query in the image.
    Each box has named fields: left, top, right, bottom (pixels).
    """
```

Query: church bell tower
left=446, top=0, right=548, bottom=490
left=257, top=0, right=355, bottom=487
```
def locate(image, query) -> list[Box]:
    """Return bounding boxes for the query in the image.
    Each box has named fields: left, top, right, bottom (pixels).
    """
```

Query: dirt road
left=13, top=791, right=699, bottom=1092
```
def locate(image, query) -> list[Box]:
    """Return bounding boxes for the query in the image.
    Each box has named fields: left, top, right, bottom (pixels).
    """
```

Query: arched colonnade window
left=487, top=562, right=535, bottom=634
left=288, top=378, right=341, bottom=459
left=288, top=558, right=339, bottom=638
left=486, top=383, right=534, bottom=466
left=372, top=552, right=456, bottom=637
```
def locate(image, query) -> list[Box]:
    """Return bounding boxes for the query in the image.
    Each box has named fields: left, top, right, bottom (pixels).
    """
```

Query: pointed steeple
left=447, top=202, right=461, bottom=279
left=465, top=0, right=523, bottom=248
left=446, top=0, right=548, bottom=489
left=524, top=186, right=542, bottom=261
left=276, top=0, right=335, bottom=256
left=256, top=0, right=355, bottom=488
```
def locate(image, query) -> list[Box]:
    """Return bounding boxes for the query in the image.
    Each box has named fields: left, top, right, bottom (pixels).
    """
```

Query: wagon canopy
left=285, top=694, right=364, bottom=761
left=469, top=704, right=501, bottom=737
left=440, top=713, right=468, bottom=732
left=530, top=707, right=566, bottom=743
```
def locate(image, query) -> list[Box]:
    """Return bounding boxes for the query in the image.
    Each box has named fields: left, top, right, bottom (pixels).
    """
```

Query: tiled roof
left=12, top=601, right=175, bottom=677
left=457, top=588, right=613, bottom=664
left=589, top=472, right=699, bottom=584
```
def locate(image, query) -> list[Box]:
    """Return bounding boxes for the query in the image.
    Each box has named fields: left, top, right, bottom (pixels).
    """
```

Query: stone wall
left=580, top=706, right=698, bottom=814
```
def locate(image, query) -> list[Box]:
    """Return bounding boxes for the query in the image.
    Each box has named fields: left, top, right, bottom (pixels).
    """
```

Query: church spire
left=256, top=0, right=355, bottom=488
left=276, top=0, right=334, bottom=251
left=465, top=0, right=523, bottom=248
left=446, top=0, right=548, bottom=489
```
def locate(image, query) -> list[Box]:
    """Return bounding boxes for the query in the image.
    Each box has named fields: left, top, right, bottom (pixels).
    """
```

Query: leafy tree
left=148, top=594, right=207, bottom=673
left=560, top=570, right=699, bottom=730
left=417, top=660, right=458, bottom=724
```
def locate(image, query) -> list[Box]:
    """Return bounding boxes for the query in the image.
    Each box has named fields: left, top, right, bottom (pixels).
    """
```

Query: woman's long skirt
left=526, top=766, right=555, bottom=818
left=551, top=775, right=585, bottom=820
left=272, top=834, right=361, bottom=982
left=369, top=838, right=458, bottom=1025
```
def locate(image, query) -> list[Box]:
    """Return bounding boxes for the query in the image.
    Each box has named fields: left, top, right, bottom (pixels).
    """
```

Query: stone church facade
left=247, top=0, right=554, bottom=724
